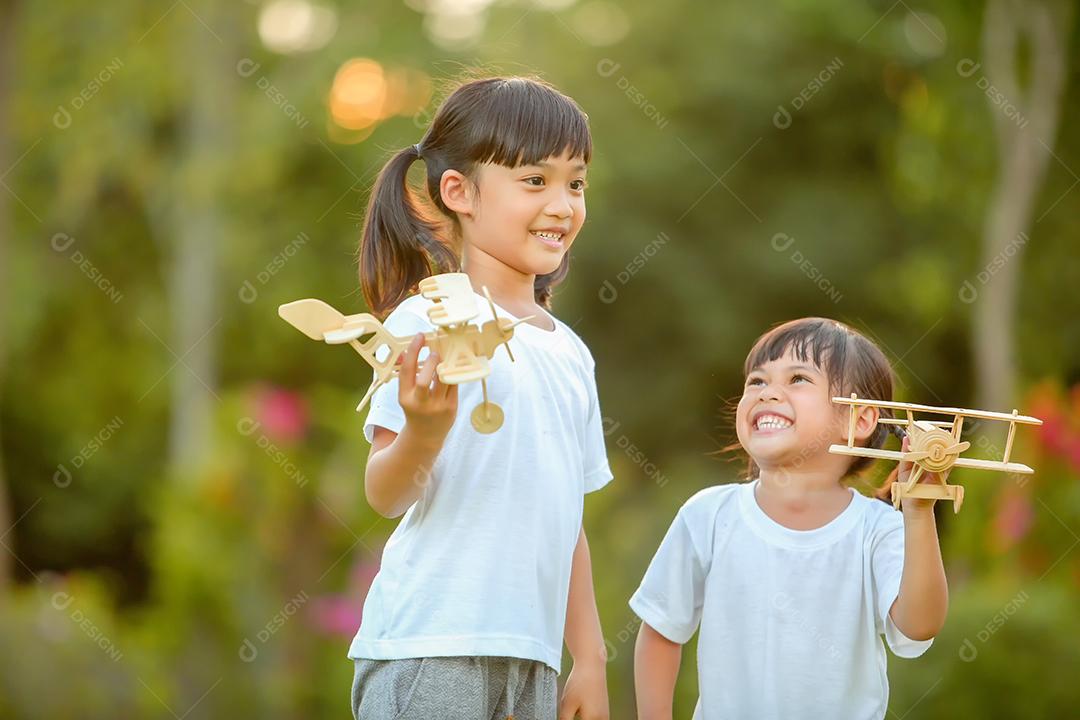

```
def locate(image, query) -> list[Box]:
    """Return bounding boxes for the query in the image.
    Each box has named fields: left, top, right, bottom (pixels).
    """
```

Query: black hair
left=359, top=76, right=592, bottom=318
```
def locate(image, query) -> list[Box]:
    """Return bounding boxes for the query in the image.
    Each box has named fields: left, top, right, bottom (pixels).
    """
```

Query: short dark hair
left=737, top=317, right=896, bottom=479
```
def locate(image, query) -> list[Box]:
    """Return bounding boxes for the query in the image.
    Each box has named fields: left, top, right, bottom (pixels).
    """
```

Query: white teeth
left=531, top=231, right=563, bottom=241
left=755, top=414, right=792, bottom=431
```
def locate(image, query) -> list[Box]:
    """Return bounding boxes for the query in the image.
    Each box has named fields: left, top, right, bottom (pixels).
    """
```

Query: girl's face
left=735, top=347, right=846, bottom=471
left=456, top=150, right=587, bottom=277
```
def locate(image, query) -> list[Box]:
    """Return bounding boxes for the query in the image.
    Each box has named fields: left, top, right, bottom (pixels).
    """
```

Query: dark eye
left=570, top=179, right=586, bottom=191
left=524, top=176, right=544, bottom=186
left=791, top=374, right=810, bottom=383
left=746, top=377, right=764, bottom=387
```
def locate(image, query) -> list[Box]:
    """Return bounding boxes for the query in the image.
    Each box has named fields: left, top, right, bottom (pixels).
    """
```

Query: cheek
left=735, top=395, right=752, bottom=427
left=476, top=185, right=521, bottom=223
left=515, top=195, right=547, bottom=226
left=573, top=197, right=587, bottom=224
left=793, top=391, right=833, bottom=424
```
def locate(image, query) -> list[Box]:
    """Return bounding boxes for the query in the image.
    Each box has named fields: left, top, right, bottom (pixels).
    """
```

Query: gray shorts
left=351, top=656, right=557, bottom=720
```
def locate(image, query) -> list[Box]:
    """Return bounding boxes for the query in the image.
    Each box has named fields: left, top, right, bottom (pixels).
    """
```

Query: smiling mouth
left=530, top=230, right=565, bottom=248
left=753, top=413, right=794, bottom=433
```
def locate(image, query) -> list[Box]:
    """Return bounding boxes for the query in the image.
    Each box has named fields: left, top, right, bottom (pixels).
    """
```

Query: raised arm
left=364, top=334, right=457, bottom=517
left=889, top=437, right=949, bottom=640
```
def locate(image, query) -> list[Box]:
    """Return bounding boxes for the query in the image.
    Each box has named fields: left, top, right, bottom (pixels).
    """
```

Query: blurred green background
left=1, top=0, right=1078, bottom=716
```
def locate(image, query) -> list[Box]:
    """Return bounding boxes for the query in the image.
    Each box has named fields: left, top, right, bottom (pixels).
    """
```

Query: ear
left=851, top=405, right=880, bottom=445
left=439, top=169, right=474, bottom=218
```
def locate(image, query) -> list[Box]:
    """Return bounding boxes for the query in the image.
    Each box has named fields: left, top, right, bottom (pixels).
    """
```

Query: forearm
left=564, top=527, right=607, bottom=666
left=890, top=507, right=949, bottom=640
left=634, top=623, right=681, bottom=720
left=364, top=425, right=444, bottom=517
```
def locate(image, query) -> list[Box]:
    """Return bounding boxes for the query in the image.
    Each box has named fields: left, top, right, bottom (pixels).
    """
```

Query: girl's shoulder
left=548, top=314, right=598, bottom=370
left=848, top=488, right=905, bottom=541
left=677, top=482, right=745, bottom=524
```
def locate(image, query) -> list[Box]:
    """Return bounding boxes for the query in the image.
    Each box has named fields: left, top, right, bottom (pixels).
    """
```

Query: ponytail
left=359, top=144, right=459, bottom=318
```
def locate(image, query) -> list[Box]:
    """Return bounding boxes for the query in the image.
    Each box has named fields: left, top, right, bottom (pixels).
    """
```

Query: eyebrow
left=748, top=364, right=821, bottom=375
left=533, top=161, right=588, bottom=172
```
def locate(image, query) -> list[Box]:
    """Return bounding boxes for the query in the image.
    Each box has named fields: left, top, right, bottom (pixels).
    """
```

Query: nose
left=758, top=380, right=783, bottom=403
left=546, top=189, right=573, bottom=219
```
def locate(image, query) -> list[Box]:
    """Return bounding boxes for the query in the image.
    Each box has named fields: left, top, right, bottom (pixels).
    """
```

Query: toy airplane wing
left=419, top=273, right=478, bottom=326
left=279, top=299, right=347, bottom=340
left=278, top=299, right=385, bottom=345
left=830, top=396, right=1042, bottom=426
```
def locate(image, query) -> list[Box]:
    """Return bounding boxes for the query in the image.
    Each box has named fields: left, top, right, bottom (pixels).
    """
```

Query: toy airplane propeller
left=828, top=394, right=1043, bottom=513
left=278, top=273, right=531, bottom=433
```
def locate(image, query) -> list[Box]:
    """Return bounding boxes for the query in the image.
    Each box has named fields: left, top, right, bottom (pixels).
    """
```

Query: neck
left=461, top=242, right=536, bottom=311
left=755, top=464, right=849, bottom=510
left=752, top=464, right=854, bottom=531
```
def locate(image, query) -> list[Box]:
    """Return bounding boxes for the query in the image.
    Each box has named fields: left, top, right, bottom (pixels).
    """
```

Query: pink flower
left=991, top=489, right=1034, bottom=550
left=311, top=597, right=363, bottom=636
left=308, top=557, right=380, bottom=637
left=255, top=386, right=309, bottom=442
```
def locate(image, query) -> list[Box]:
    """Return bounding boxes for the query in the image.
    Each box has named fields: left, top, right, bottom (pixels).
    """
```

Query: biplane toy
left=828, top=394, right=1043, bottom=513
left=278, top=273, right=530, bottom=434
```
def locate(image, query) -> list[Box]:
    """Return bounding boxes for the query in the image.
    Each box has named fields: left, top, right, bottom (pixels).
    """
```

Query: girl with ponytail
left=349, top=76, right=611, bottom=720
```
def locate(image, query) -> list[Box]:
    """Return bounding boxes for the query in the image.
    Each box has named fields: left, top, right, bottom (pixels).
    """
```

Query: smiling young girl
left=348, top=77, right=612, bottom=720
left=631, top=318, right=948, bottom=720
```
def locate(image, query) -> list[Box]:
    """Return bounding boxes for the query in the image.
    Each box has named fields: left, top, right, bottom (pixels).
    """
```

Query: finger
left=442, top=381, right=459, bottom=405
left=399, top=334, right=424, bottom=393
left=898, top=434, right=911, bottom=481
left=435, top=374, right=454, bottom=400
left=416, top=351, right=440, bottom=391
left=428, top=358, right=449, bottom=397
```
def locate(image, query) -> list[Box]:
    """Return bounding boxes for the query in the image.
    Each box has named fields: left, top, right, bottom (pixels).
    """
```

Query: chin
left=526, top=253, right=566, bottom=276
left=746, top=436, right=798, bottom=462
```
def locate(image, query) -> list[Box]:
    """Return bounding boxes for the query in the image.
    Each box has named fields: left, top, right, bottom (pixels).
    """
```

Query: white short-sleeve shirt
left=348, top=290, right=613, bottom=673
left=630, top=480, right=933, bottom=720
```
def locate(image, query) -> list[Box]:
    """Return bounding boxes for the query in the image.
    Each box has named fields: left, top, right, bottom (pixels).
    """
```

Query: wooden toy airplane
left=278, top=273, right=530, bottom=434
left=828, top=394, right=1043, bottom=513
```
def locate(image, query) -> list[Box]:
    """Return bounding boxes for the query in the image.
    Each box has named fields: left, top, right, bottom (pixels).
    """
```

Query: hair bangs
left=744, top=318, right=856, bottom=394
left=466, top=78, right=592, bottom=168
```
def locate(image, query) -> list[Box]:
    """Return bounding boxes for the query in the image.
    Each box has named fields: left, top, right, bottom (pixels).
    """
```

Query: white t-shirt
left=348, top=290, right=613, bottom=673
left=630, top=480, right=933, bottom=720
